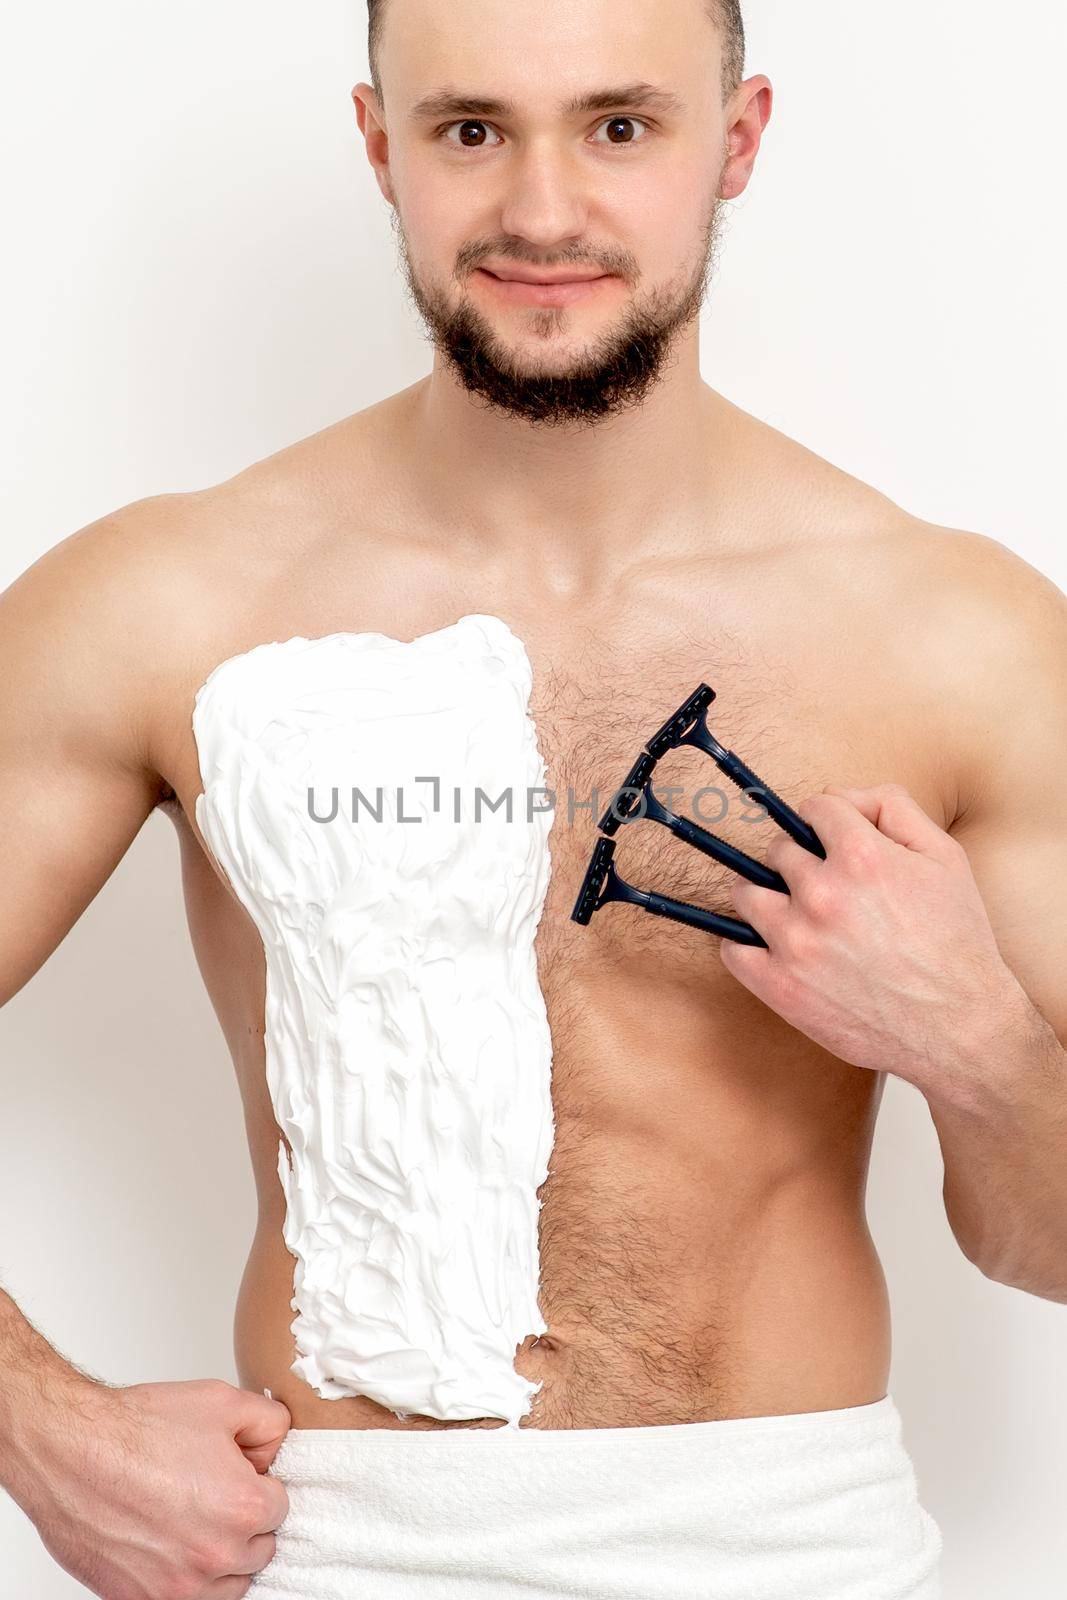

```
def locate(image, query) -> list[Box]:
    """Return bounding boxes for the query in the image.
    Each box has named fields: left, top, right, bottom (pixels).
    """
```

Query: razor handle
left=642, top=890, right=769, bottom=948
left=714, top=751, right=826, bottom=859
left=662, top=810, right=788, bottom=894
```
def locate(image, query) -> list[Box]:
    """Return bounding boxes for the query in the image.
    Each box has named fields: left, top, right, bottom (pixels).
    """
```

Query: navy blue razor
left=598, top=751, right=788, bottom=894
left=571, top=837, right=770, bottom=948
left=570, top=683, right=827, bottom=943
left=644, top=685, right=826, bottom=859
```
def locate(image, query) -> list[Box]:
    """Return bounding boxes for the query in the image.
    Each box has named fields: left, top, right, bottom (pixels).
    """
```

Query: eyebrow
left=408, top=82, right=686, bottom=123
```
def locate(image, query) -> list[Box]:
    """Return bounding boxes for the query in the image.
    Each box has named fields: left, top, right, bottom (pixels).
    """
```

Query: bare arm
left=0, top=502, right=165, bottom=1412
left=0, top=501, right=291, bottom=1599
left=721, top=528, right=1067, bottom=1302
left=0, top=510, right=165, bottom=1008
left=925, top=541, right=1067, bottom=1301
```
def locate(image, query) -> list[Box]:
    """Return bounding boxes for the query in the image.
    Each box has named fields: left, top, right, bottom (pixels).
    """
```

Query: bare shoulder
left=0, top=493, right=214, bottom=776
left=817, top=505, right=1066, bottom=824
left=902, top=520, right=1067, bottom=824
left=726, top=399, right=1064, bottom=640
left=0, top=391, right=416, bottom=848
left=208, top=390, right=406, bottom=529
left=721, top=400, right=1067, bottom=819
left=876, top=517, right=1067, bottom=690
left=1, top=482, right=265, bottom=642
left=1, top=393, right=402, bottom=712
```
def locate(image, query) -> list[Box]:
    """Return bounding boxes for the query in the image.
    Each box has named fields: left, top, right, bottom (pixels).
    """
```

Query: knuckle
left=840, top=833, right=881, bottom=873
left=196, top=1377, right=234, bottom=1404
left=191, top=1538, right=231, bottom=1577
left=801, top=876, right=840, bottom=922
left=800, top=790, right=830, bottom=819
left=228, top=1487, right=267, bottom=1536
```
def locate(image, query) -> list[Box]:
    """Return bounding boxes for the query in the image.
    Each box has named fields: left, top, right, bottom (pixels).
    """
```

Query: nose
left=496, top=138, right=592, bottom=253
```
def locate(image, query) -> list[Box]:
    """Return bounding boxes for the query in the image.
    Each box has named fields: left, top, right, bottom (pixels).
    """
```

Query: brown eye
left=593, top=116, right=649, bottom=146
left=443, top=120, right=503, bottom=149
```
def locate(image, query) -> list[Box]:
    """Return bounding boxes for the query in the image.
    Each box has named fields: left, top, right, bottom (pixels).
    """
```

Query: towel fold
left=249, top=1392, right=942, bottom=1599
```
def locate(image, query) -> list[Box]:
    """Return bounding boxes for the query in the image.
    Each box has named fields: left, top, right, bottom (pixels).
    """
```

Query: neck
left=397, top=325, right=727, bottom=582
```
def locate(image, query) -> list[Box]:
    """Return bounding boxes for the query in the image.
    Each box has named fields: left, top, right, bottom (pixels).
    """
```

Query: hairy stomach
left=233, top=1109, right=891, bottom=1432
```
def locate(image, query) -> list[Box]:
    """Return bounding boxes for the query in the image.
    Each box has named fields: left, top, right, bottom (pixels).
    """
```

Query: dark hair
left=366, top=1, right=745, bottom=106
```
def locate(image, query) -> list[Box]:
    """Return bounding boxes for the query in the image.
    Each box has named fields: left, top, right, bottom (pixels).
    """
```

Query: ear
left=352, top=82, right=396, bottom=207
left=719, top=76, right=773, bottom=201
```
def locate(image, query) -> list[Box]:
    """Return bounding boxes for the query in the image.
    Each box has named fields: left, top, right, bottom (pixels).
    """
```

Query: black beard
left=392, top=204, right=723, bottom=430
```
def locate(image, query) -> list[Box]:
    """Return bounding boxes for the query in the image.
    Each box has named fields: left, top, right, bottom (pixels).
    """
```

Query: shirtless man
left=2, top=1, right=1065, bottom=1597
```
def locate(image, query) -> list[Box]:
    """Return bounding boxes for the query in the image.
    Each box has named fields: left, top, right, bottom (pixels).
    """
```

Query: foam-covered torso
left=192, top=614, right=555, bottom=1426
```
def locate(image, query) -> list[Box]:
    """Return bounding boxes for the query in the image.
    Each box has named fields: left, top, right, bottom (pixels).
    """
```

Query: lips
left=481, top=267, right=607, bottom=285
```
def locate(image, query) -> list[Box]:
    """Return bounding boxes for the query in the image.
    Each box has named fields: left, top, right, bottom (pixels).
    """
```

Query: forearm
left=925, top=986, right=1067, bottom=1302
left=0, top=1286, right=107, bottom=1504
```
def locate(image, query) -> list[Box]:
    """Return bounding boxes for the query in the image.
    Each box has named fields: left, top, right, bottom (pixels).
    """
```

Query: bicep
left=947, top=562, right=1067, bottom=1044
left=952, top=807, right=1067, bottom=1045
left=0, top=539, right=163, bottom=1007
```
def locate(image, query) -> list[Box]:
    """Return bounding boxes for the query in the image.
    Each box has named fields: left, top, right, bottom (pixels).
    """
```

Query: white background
left=1, top=3, right=1064, bottom=1595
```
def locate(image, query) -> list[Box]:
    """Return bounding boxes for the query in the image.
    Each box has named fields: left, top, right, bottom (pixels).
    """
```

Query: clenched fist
left=8, top=1373, right=292, bottom=1600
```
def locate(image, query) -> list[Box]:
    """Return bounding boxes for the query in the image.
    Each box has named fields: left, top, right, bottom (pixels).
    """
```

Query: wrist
left=0, top=1300, right=108, bottom=1495
left=1, top=1369, right=114, bottom=1512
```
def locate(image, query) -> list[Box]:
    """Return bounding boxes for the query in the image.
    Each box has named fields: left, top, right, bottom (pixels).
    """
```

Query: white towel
left=248, top=1393, right=942, bottom=1599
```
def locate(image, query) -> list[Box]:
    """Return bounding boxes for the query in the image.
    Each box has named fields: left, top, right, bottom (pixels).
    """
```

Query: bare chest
left=166, top=605, right=941, bottom=1019
left=164, top=600, right=924, bottom=1421
left=525, top=626, right=925, bottom=982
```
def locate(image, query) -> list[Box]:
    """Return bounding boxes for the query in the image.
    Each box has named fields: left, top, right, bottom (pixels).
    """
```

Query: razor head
left=598, top=750, right=657, bottom=836
left=571, top=837, right=618, bottom=925
left=645, top=683, right=716, bottom=762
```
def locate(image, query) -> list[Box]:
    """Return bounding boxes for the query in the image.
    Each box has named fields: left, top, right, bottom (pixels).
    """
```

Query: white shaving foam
left=192, top=614, right=555, bottom=1426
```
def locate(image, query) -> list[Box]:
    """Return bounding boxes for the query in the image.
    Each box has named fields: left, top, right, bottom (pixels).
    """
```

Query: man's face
left=366, top=0, right=730, bottom=427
